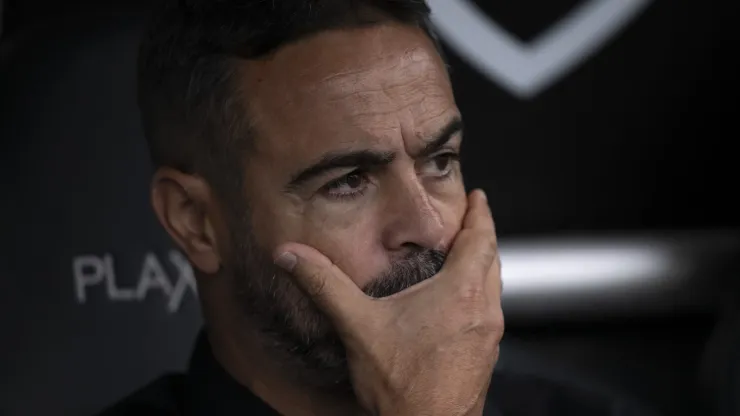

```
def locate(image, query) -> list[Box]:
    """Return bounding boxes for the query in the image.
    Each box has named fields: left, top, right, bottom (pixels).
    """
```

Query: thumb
left=273, top=242, right=370, bottom=329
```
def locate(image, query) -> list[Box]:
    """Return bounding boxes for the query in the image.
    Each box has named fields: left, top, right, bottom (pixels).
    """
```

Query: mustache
left=362, top=249, right=446, bottom=298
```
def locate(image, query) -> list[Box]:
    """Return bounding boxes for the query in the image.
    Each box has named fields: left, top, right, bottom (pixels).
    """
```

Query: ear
left=150, top=167, right=221, bottom=274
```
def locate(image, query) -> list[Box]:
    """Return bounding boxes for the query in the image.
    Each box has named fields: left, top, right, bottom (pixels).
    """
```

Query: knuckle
left=484, top=234, right=498, bottom=257
left=457, top=281, right=486, bottom=302
left=460, top=306, right=504, bottom=336
left=467, top=228, right=489, bottom=243
left=453, top=230, right=497, bottom=271
left=305, top=268, right=328, bottom=297
left=468, top=230, right=497, bottom=261
left=481, top=312, right=504, bottom=334
left=460, top=313, right=498, bottom=340
left=491, top=311, right=505, bottom=335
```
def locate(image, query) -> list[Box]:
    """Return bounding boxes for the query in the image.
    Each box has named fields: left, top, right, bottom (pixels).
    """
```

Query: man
left=101, top=0, right=655, bottom=414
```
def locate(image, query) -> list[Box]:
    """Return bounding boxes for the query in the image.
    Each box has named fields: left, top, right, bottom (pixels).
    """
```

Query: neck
left=206, top=320, right=366, bottom=416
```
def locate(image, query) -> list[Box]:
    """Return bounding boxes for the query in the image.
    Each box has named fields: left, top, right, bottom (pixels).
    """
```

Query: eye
left=434, top=154, right=452, bottom=171
left=420, top=152, right=459, bottom=178
left=322, top=170, right=369, bottom=200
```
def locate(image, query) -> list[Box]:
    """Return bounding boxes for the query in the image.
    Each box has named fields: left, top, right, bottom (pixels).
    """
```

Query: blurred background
left=1, top=0, right=738, bottom=415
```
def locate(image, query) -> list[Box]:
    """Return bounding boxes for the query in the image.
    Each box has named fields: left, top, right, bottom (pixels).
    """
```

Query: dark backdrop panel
left=434, top=0, right=738, bottom=236
left=1, top=1, right=737, bottom=416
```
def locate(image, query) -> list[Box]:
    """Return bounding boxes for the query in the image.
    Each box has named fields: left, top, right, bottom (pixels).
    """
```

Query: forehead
left=239, top=23, right=457, bottom=157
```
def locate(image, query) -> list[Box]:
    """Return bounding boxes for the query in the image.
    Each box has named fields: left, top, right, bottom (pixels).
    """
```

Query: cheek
left=260, top=198, right=390, bottom=289
left=301, top=209, right=388, bottom=288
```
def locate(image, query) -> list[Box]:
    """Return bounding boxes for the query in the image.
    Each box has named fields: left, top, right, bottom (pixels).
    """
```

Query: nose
left=381, top=177, right=446, bottom=254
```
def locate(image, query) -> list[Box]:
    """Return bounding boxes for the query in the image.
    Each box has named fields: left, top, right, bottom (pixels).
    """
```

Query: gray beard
left=228, top=227, right=445, bottom=391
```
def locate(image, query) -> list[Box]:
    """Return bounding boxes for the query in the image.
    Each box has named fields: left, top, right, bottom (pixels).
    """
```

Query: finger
left=469, top=190, right=502, bottom=300
left=486, top=250, right=503, bottom=305
left=440, top=190, right=498, bottom=278
left=273, top=242, right=370, bottom=329
left=462, top=189, right=495, bottom=233
left=440, top=226, right=497, bottom=282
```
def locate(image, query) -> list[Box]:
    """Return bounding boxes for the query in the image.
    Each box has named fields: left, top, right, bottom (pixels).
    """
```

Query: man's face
left=219, top=23, right=466, bottom=386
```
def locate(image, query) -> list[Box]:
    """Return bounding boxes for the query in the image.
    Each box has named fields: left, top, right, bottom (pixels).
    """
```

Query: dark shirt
left=98, top=330, right=656, bottom=416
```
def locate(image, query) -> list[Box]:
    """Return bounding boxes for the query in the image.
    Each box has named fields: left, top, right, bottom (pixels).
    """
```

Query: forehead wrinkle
left=350, top=113, right=401, bottom=139
left=316, top=45, right=435, bottom=94
left=340, top=94, right=443, bottom=131
left=240, top=25, right=452, bottom=159
left=413, top=95, right=451, bottom=125
left=322, top=71, right=441, bottom=121
left=321, top=78, right=453, bottom=156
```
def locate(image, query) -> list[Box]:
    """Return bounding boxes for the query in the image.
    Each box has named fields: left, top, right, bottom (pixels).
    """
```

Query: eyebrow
left=413, top=117, right=464, bottom=158
left=286, top=150, right=396, bottom=190
left=285, top=117, right=463, bottom=190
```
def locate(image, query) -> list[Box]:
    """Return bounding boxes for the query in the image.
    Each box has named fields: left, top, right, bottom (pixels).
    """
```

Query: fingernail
left=479, top=189, right=487, bottom=202
left=274, top=252, right=297, bottom=271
